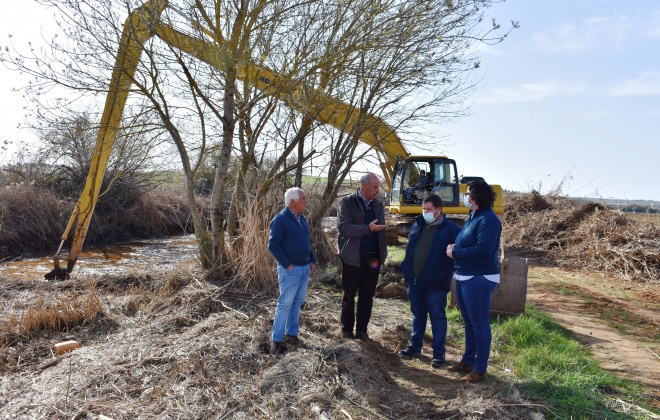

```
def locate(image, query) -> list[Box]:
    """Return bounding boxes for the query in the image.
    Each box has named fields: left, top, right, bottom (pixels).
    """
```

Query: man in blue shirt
left=268, top=187, right=317, bottom=356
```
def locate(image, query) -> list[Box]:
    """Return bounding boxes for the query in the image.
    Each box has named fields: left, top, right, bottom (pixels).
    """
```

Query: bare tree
left=1, top=0, right=516, bottom=273
left=213, top=0, right=518, bottom=261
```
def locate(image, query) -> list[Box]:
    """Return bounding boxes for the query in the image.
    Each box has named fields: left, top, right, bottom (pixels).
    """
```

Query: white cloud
left=531, top=15, right=630, bottom=52
left=475, top=80, right=586, bottom=104
left=607, top=71, right=660, bottom=96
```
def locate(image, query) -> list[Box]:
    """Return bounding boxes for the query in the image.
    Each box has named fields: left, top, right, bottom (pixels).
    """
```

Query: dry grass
left=502, top=192, right=660, bottom=282
left=1, top=281, right=102, bottom=350
left=0, top=273, right=542, bottom=419
left=121, top=187, right=196, bottom=237
left=0, top=184, right=195, bottom=261
left=625, top=212, right=660, bottom=226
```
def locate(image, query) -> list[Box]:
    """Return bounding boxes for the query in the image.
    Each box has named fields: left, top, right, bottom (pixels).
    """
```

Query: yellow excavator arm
left=47, top=0, right=409, bottom=279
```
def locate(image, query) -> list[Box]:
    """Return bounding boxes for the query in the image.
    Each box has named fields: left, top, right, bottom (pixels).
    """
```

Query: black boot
left=270, top=341, right=283, bottom=356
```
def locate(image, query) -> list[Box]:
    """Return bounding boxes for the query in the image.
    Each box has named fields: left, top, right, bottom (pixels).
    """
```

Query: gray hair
left=360, top=172, right=378, bottom=186
left=284, top=187, right=304, bottom=206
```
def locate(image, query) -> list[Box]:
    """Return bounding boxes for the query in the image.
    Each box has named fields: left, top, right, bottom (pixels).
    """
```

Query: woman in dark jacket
left=446, top=179, right=502, bottom=383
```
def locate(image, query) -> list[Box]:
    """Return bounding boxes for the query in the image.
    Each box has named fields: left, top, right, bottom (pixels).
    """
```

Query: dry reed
left=1, top=281, right=102, bottom=344
left=225, top=196, right=277, bottom=293
left=0, top=183, right=196, bottom=260
left=0, top=184, right=71, bottom=257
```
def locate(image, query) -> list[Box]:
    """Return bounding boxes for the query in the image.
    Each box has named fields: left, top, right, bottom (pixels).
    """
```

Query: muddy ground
left=0, top=242, right=658, bottom=419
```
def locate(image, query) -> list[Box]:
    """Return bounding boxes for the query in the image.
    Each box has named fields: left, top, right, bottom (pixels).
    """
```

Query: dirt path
left=526, top=266, right=660, bottom=406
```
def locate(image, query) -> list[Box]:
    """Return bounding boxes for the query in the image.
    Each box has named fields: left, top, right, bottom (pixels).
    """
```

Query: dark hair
left=467, top=179, right=496, bottom=208
left=422, top=193, right=443, bottom=209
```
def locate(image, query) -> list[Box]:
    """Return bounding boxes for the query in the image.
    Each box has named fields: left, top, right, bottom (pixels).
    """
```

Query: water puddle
left=0, top=234, right=200, bottom=282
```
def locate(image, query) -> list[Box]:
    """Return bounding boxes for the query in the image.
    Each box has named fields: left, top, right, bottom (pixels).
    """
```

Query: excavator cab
left=388, top=156, right=467, bottom=216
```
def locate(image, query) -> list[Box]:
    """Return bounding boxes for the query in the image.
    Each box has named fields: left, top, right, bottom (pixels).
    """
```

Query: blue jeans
left=272, top=264, right=310, bottom=342
left=455, top=275, right=498, bottom=373
left=407, top=285, right=448, bottom=354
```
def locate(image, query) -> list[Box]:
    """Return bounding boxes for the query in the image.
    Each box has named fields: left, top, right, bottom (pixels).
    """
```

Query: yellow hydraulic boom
left=47, top=0, right=409, bottom=279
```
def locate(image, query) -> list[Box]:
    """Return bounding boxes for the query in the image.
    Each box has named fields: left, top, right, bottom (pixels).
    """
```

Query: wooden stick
left=612, top=398, right=660, bottom=419
left=501, top=403, right=557, bottom=417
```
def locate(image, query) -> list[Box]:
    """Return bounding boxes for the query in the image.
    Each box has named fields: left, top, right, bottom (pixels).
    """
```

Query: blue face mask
left=463, top=194, right=471, bottom=209
left=423, top=211, right=436, bottom=223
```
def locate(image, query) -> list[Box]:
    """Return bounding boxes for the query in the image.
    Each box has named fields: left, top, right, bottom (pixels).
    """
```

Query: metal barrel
left=449, top=257, right=529, bottom=316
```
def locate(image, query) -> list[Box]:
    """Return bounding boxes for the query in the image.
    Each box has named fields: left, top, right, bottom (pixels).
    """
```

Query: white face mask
left=463, top=194, right=471, bottom=209
left=423, top=209, right=437, bottom=223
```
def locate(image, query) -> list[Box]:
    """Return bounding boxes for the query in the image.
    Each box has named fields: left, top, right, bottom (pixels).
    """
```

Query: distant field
left=624, top=212, right=660, bottom=225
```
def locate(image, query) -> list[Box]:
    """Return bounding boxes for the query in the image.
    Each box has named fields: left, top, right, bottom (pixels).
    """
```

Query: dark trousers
left=341, top=252, right=381, bottom=334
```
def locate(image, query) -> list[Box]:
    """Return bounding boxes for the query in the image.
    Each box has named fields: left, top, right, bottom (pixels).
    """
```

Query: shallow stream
left=0, top=234, right=200, bottom=282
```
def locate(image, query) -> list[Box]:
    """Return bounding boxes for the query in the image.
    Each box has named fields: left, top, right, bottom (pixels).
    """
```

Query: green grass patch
left=490, top=305, right=655, bottom=418
left=386, top=244, right=406, bottom=266
left=537, top=282, right=658, bottom=342
left=445, top=305, right=465, bottom=343
left=554, top=285, right=579, bottom=296
left=444, top=303, right=655, bottom=417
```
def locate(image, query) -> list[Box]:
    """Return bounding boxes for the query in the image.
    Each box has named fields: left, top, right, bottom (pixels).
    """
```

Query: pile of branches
left=501, top=191, right=659, bottom=282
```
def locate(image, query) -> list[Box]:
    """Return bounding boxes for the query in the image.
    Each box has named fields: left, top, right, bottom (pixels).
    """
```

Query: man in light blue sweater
left=268, top=187, right=316, bottom=356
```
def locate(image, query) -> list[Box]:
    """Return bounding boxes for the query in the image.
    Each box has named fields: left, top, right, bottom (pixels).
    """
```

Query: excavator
left=45, top=0, right=503, bottom=280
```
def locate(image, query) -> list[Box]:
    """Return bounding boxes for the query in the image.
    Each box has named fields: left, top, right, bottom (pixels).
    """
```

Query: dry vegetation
left=0, top=184, right=201, bottom=260
left=0, top=190, right=658, bottom=418
left=0, top=273, right=543, bottom=419
left=501, top=191, right=659, bottom=282
left=0, top=185, right=72, bottom=257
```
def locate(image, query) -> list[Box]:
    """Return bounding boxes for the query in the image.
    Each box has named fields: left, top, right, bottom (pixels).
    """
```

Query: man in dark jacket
left=399, top=194, right=460, bottom=367
left=337, top=172, right=388, bottom=341
left=268, top=187, right=316, bottom=356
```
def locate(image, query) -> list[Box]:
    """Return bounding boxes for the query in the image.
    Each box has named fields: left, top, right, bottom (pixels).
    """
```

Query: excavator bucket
left=44, top=256, right=71, bottom=280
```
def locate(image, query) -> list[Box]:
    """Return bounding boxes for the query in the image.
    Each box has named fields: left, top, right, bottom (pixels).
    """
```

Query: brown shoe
left=447, top=362, right=474, bottom=373
left=460, top=371, right=487, bottom=383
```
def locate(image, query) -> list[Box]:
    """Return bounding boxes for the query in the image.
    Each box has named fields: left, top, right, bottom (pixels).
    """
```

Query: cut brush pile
left=501, top=191, right=659, bottom=282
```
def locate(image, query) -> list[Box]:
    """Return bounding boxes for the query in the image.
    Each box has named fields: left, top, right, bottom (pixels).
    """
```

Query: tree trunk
left=294, top=138, right=304, bottom=187
left=185, top=172, right=213, bottom=268
left=210, top=69, right=238, bottom=266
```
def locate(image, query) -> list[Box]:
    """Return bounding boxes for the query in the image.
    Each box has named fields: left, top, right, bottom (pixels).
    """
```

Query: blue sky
left=2, top=1, right=659, bottom=201
left=428, top=0, right=660, bottom=201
